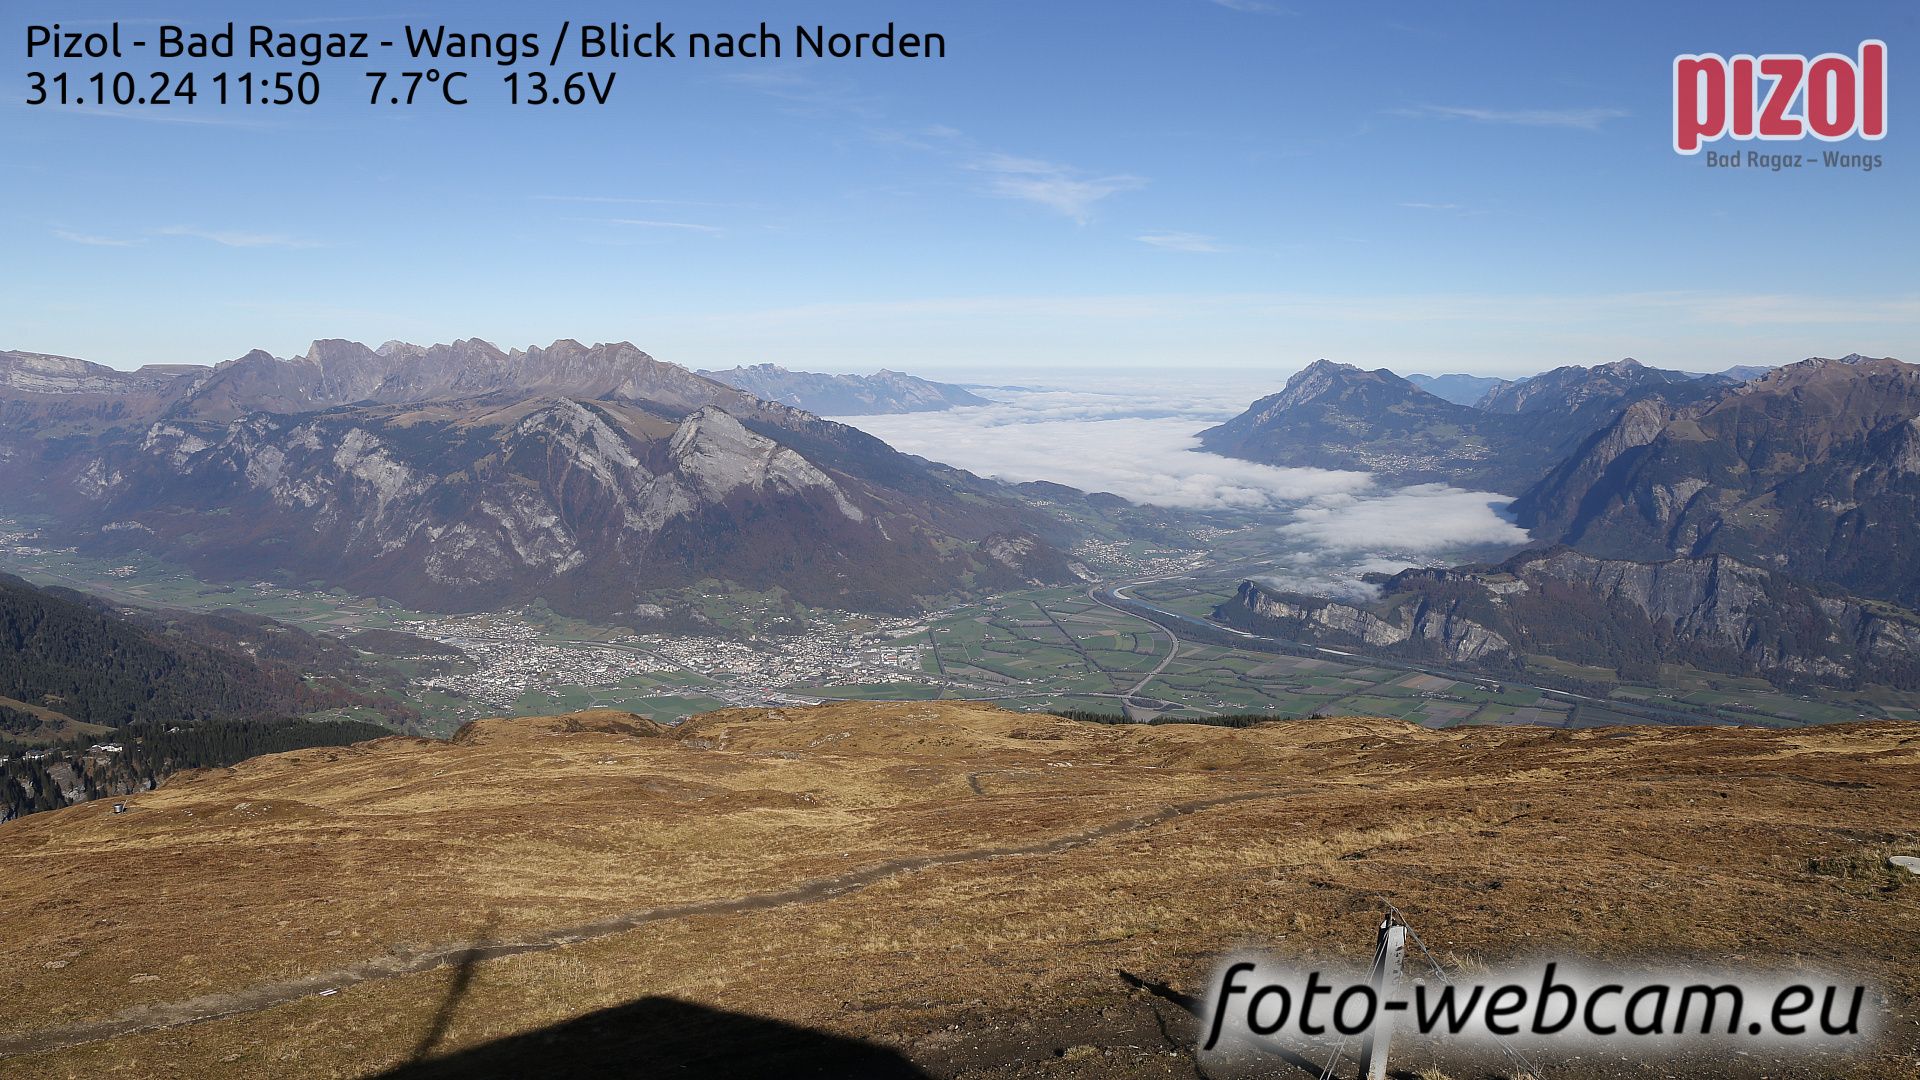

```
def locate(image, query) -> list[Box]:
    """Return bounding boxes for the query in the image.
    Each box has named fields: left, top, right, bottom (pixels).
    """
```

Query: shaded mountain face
left=698, top=364, right=987, bottom=414
left=1403, top=372, right=1511, bottom=406
left=0, top=572, right=401, bottom=821
left=1220, top=547, right=1920, bottom=691
left=0, top=572, right=384, bottom=731
left=1513, top=356, right=1920, bottom=607
left=1197, top=360, right=1514, bottom=486
left=0, top=341, right=1075, bottom=616
left=1200, top=358, right=1732, bottom=493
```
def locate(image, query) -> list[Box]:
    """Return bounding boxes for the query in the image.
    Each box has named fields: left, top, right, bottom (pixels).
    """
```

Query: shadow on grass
left=1119, top=969, right=1346, bottom=1080
left=376, top=994, right=931, bottom=1079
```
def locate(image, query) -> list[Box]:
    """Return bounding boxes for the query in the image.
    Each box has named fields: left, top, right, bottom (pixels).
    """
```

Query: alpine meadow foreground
left=0, top=703, right=1915, bottom=1079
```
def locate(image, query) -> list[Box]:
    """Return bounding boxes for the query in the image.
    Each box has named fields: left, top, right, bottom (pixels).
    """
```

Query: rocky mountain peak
left=1266, top=359, right=1385, bottom=408
left=303, top=338, right=380, bottom=367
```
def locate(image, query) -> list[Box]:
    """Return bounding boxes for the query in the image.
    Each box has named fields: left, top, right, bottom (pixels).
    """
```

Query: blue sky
left=2, top=1, right=1913, bottom=375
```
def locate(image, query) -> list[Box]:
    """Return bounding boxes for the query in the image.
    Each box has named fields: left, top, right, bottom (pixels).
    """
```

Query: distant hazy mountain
left=0, top=340, right=1075, bottom=617
left=1703, top=354, right=1886, bottom=385
left=1220, top=547, right=1920, bottom=691
left=1404, top=372, right=1511, bottom=406
left=1513, top=355, right=1920, bottom=607
left=1198, top=358, right=1721, bottom=493
left=0, top=350, right=204, bottom=395
left=1474, top=358, right=1719, bottom=415
left=698, top=364, right=987, bottom=414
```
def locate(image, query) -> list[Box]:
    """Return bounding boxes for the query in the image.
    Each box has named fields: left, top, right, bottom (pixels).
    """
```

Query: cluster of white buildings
left=0, top=521, right=46, bottom=557
left=1071, top=539, right=1211, bottom=579
left=386, top=605, right=942, bottom=712
left=406, top=614, right=668, bottom=709
left=637, top=622, right=930, bottom=691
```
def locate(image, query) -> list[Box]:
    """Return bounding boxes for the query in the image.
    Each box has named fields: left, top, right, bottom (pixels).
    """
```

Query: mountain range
left=1513, top=355, right=1920, bottom=608
left=1403, top=372, right=1510, bottom=405
left=0, top=341, right=1077, bottom=616
left=1207, top=352, right=1920, bottom=691
left=1198, top=357, right=1729, bottom=492
left=698, top=364, right=987, bottom=414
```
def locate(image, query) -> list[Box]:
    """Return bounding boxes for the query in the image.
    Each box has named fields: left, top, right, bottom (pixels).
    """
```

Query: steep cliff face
left=1220, top=547, right=1920, bottom=689
left=0, top=351, right=208, bottom=442
left=1513, top=356, right=1920, bottom=607
left=0, top=351, right=202, bottom=396
left=1230, top=582, right=1514, bottom=661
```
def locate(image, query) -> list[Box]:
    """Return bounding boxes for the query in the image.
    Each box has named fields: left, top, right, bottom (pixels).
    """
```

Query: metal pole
left=1361, top=916, right=1406, bottom=1080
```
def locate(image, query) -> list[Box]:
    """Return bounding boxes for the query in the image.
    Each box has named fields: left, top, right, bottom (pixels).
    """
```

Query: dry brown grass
left=0, top=703, right=1915, bottom=1078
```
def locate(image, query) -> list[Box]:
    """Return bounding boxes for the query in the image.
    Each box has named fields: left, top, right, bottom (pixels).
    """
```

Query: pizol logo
left=1673, top=41, right=1887, bottom=154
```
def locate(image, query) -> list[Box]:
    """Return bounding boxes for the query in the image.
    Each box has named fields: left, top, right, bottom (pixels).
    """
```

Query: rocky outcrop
left=1221, top=546, right=1920, bottom=689
left=0, top=351, right=201, bottom=396
left=1229, top=581, right=1514, bottom=663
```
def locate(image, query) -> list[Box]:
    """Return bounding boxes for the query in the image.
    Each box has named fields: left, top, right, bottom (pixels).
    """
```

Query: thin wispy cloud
left=1137, top=232, right=1228, bottom=253
left=1211, top=0, right=1291, bottom=12
left=971, top=154, right=1146, bottom=223
left=535, top=195, right=746, bottom=208
left=1402, top=104, right=1629, bottom=130
left=1398, top=201, right=1491, bottom=219
left=54, top=225, right=314, bottom=249
left=53, top=229, right=140, bottom=247
left=722, top=69, right=881, bottom=119
left=153, top=226, right=319, bottom=249
left=604, top=219, right=725, bottom=235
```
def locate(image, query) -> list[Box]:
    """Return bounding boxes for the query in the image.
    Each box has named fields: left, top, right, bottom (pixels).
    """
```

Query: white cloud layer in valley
left=834, top=374, right=1534, bottom=597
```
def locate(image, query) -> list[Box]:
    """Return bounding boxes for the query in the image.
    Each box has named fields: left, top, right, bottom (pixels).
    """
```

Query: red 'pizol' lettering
left=1673, top=40, right=1887, bottom=154
left=1756, top=57, right=1805, bottom=138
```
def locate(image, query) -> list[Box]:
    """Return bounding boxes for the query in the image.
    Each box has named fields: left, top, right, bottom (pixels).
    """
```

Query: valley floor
left=0, top=703, right=1915, bottom=1078
left=6, top=524, right=1909, bottom=738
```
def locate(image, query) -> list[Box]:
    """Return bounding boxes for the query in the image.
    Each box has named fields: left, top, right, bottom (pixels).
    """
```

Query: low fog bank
left=834, top=375, right=1532, bottom=598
